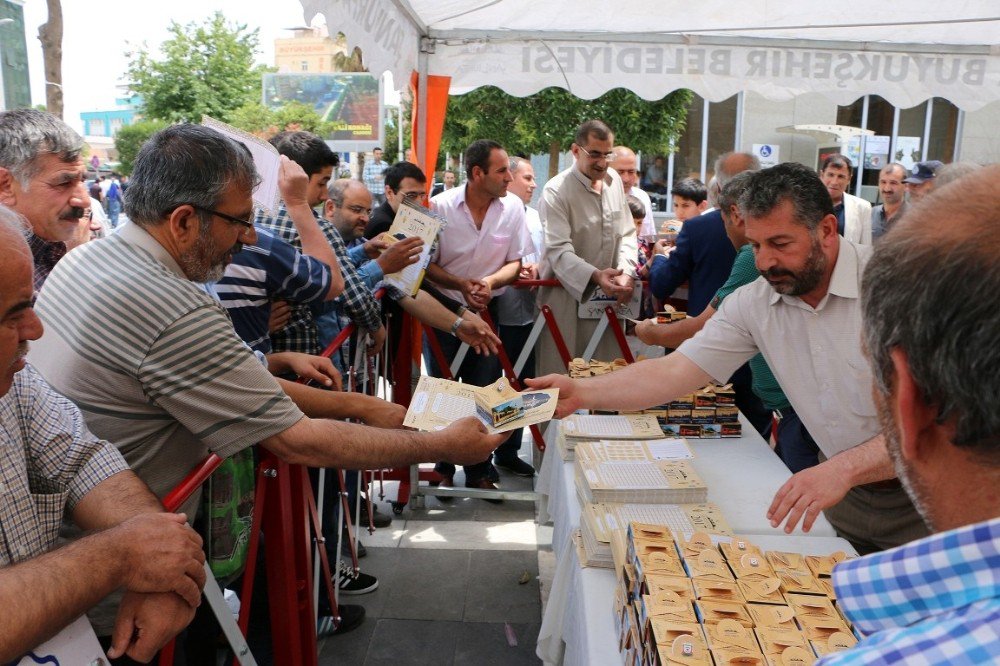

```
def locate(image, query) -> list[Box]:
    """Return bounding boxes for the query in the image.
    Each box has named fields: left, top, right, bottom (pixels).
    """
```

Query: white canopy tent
left=299, top=0, right=1000, bottom=163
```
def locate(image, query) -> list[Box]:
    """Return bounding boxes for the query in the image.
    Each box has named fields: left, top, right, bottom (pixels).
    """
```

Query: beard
left=760, top=235, right=826, bottom=296
left=180, top=225, right=239, bottom=283
left=874, top=388, right=936, bottom=531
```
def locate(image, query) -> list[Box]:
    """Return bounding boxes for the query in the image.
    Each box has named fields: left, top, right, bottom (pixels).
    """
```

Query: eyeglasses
left=192, top=205, right=255, bottom=233
left=343, top=204, right=373, bottom=216
left=582, top=149, right=614, bottom=161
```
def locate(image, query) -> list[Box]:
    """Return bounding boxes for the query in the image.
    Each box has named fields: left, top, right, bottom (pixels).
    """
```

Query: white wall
left=958, top=101, right=1000, bottom=165
left=740, top=92, right=839, bottom=168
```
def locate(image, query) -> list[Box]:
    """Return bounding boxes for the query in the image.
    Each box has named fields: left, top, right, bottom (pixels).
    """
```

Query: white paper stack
left=578, top=501, right=732, bottom=569
left=575, top=459, right=708, bottom=504
left=574, top=438, right=694, bottom=464
left=561, top=414, right=662, bottom=440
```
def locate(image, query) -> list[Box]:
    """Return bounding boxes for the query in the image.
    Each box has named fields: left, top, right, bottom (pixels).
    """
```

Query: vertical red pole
left=604, top=306, right=635, bottom=363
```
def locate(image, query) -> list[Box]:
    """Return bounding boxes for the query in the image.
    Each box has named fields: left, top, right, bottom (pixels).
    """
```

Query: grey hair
left=862, top=165, right=1000, bottom=464
left=706, top=177, right=719, bottom=210
left=0, top=109, right=84, bottom=187
left=739, top=162, right=833, bottom=231
left=0, top=205, right=32, bottom=259
left=509, top=156, right=528, bottom=174
left=714, top=152, right=760, bottom=189
left=935, top=162, right=981, bottom=188
left=123, top=124, right=260, bottom=227
left=717, top=172, right=755, bottom=218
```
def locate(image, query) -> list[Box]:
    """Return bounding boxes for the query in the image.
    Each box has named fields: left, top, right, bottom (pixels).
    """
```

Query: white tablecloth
left=536, top=417, right=850, bottom=665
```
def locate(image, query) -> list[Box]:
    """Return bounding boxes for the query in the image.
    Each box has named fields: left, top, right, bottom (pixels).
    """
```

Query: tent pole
left=855, top=95, right=870, bottom=196
left=417, top=49, right=429, bottom=175
left=700, top=99, right=710, bottom=183
left=922, top=99, right=934, bottom=161
left=889, top=107, right=901, bottom=171
left=952, top=109, right=965, bottom=162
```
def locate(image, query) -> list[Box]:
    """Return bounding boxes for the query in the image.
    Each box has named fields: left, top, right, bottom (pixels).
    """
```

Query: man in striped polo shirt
left=29, top=123, right=505, bottom=648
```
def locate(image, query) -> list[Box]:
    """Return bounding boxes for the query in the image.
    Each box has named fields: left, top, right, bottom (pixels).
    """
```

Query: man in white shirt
left=611, top=146, right=656, bottom=239
left=428, top=140, right=534, bottom=493
left=820, top=155, right=872, bottom=245
left=494, top=156, right=545, bottom=477
left=530, top=162, right=927, bottom=554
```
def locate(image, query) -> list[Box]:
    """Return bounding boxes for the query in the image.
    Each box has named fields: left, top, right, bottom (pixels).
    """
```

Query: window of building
left=301, top=60, right=309, bottom=72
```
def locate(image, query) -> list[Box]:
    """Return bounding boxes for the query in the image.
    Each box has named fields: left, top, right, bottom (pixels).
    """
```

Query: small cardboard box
left=685, top=548, right=735, bottom=582
left=667, top=408, right=693, bottom=424
left=776, top=569, right=826, bottom=596
left=705, top=619, right=760, bottom=652
left=806, top=551, right=849, bottom=578
left=473, top=377, right=524, bottom=428
left=644, top=573, right=696, bottom=601
left=641, top=591, right=698, bottom=625
left=700, top=424, right=722, bottom=439
left=713, top=384, right=737, bottom=406
left=721, top=422, right=743, bottom=438
left=720, top=538, right=764, bottom=564
left=763, top=645, right=814, bottom=666
left=694, top=390, right=717, bottom=408
left=730, top=552, right=776, bottom=580
left=677, top=532, right=715, bottom=560
left=695, top=600, right=754, bottom=627
left=692, top=579, right=745, bottom=604
left=766, top=551, right=808, bottom=573
left=670, top=394, right=695, bottom=410
left=635, top=544, right=687, bottom=579
left=810, top=630, right=858, bottom=657
left=715, top=406, right=740, bottom=423
left=646, top=619, right=710, bottom=666
left=746, top=603, right=797, bottom=630
left=680, top=424, right=704, bottom=438
left=754, top=626, right=809, bottom=656
left=711, top=648, right=768, bottom=665
left=785, top=593, right=838, bottom=622
left=738, top=577, right=785, bottom=605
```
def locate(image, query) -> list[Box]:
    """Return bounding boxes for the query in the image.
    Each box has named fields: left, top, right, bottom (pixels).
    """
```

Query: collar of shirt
left=442, top=183, right=504, bottom=229
left=768, top=236, right=861, bottom=308
left=833, top=516, right=1000, bottom=635
left=570, top=164, right=612, bottom=194
left=117, top=221, right=189, bottom=279
left=27, top=232, right=67, bottom=271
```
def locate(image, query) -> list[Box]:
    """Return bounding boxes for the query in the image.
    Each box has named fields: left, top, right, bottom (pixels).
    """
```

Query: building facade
left=0, top=0, right=30, bottom=111
left=274, top=26, right=347, bottom=74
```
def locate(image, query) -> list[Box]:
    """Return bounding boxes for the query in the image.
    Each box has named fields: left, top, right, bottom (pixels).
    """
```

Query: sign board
left=16, top=615, right=105, bottom=665
left=752, top=144, right=779, bottom=168
left=578, top=283, right=642, bottom=320
left=863, top=135, right=891, bottom=169
left=894, top=136, right=922, bottom=169
left=261, top=72, right=383, bottom=152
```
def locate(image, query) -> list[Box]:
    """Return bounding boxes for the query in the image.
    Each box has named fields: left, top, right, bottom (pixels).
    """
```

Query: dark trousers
left=773, top=406, right=821, bottom=473
left=731, top=363, right=773, bottom=439
left=427, top=302, right=501, bottom=483
left=496, top=322, right=536, bottom=462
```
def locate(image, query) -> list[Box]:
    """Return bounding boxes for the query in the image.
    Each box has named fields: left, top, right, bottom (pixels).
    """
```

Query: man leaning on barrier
left=0, top=206, right=207, bottom=663
left=28, top=123, right=506, bottom=650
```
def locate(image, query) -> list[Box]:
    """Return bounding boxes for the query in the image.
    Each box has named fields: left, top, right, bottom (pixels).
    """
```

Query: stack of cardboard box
left=613, top=523, right=860, bottom=665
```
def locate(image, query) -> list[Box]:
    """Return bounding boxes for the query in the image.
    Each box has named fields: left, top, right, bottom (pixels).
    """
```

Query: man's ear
left=323, top=199, right=336, bottom=220
left=697, top=200, right=708, bottom=213
left=819, top=213, right=839, bottom=244
left=166, top=204, right=202, bottom=248
left=889, top=347, right=939, bottom=463
left=0, top=167, right=17, bottom=206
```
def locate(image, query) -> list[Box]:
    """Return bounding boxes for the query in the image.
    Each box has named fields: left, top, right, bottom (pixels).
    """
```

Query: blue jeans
left=774, top=406, right=821, bottom=473
left=107, top=198, right=121, bottom=227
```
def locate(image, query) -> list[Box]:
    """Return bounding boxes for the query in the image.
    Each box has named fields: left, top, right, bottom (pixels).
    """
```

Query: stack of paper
left=575, top=459, right=708, bottom=504
left=574, top=438, right=695, bottom=464
left=578, top=502, right=731, bottom=569
left=561, top=414, right=662, bottom=440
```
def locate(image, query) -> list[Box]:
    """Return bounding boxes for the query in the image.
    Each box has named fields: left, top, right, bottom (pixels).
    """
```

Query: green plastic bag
left=202, top=448, right=256, bottom=584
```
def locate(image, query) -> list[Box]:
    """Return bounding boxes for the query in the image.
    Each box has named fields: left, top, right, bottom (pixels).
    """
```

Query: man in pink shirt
left=427, top=139, right=535, bottom=495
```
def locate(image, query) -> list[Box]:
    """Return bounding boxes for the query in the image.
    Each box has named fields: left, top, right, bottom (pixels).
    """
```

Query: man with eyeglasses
left=536, top=119, right=637, bottom=377
left=29, top=123, right=508, bottom=655
left=364, top=160, right=428, bottom=239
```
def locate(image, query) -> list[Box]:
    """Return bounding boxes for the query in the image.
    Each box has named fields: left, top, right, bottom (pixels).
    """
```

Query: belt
left=857, top=478, right=903, bottom=492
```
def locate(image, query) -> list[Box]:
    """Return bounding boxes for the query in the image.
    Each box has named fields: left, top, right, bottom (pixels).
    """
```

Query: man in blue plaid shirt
left=821, top=165, right=999, bottom=664
left=362, top=147, right=389, bottom=205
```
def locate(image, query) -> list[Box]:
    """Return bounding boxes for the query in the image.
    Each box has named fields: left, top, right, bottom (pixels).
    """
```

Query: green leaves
left=125, top=11, right=272, bottom=124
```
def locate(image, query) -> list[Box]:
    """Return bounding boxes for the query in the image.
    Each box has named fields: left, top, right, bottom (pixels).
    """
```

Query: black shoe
left=465, top=477, right=503, bottom=504
left=317, top=604, right=365, bottom=636
left=336, top=560, right=379, bottom=595
left=341, top=534, right=367, bottom=559
left=360, top=505, right=393, bottom=528
left=487, top=464, right=501, bottom=483
left=494, top=456, right=535, bottom=477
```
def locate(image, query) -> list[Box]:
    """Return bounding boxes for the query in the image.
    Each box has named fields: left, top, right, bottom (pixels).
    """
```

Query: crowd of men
left=0, top=104, right=995, bottom=665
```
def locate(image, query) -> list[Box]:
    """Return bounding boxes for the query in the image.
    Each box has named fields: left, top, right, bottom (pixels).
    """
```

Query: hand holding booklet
left=404, top=376, right=558, bottom=434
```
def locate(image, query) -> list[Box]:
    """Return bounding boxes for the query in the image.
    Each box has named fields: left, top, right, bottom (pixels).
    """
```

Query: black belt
left=858, top=478, right=903, bottom=491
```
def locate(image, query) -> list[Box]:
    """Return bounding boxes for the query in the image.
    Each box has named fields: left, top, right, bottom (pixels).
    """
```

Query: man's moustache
left=61, top=207, right=85, bottom=220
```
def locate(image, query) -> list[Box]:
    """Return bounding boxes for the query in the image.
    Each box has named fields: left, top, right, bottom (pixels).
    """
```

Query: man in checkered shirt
left=818, top=165, right=1000, bottom=663
left=0, top=206, right=207, bottom=662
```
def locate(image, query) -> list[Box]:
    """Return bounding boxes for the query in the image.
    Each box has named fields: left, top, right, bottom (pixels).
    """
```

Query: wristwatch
left=450, top=316, right=463, bottom=336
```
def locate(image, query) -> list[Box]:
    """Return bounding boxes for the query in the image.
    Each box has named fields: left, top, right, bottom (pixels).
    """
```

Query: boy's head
left=671, top=177, right=708, bottom=221
left=626, top=194, right=646, bottom=229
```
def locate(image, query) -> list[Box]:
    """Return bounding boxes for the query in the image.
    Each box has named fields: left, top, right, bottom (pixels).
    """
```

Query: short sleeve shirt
left=0, top=365, right=129, bottom=566
left=678, top=238, right=877, bottom=457
left=29, top=224, right=304, bottom=514
left=430, top=187, right=534, bottom=303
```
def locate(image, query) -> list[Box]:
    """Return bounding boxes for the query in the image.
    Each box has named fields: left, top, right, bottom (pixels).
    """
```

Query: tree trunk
left=38, top=0, right=63, bottom=118
left=548, top=140, right=561, bottom=178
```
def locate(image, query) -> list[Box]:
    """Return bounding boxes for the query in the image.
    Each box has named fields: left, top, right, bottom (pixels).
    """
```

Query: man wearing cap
left=903, top=160, right=943, bottom=202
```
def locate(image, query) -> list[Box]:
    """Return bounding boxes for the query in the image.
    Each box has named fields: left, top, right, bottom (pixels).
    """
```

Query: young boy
left=670, top=177, right=709, bottom=221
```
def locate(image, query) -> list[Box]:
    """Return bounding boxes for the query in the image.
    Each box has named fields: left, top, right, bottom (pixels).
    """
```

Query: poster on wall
left=863, top=135, right=890, bottom=170
left=894, top=137, right=922, bottom=170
